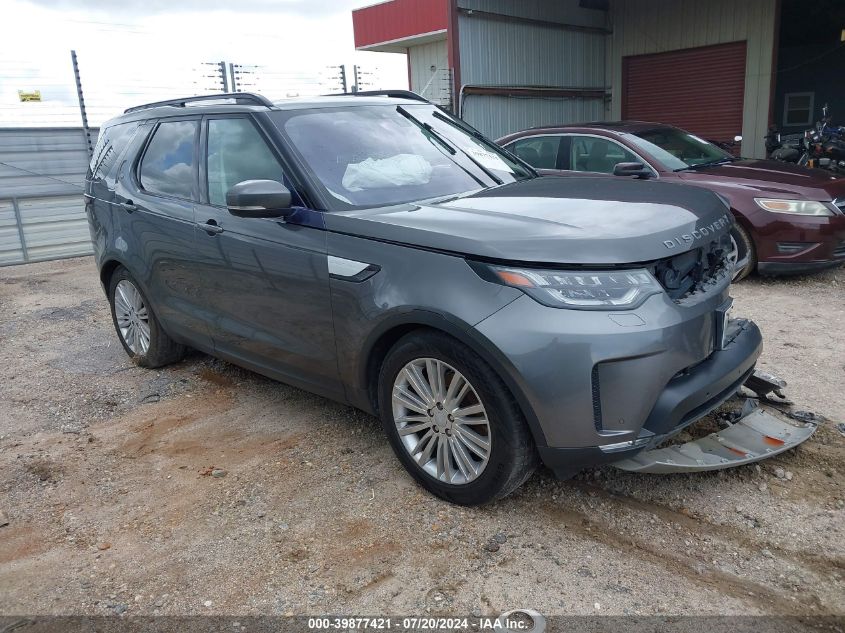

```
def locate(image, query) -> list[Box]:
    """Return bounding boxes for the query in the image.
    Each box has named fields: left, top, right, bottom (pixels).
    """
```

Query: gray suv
left=85, top=91, right=762, bottom=505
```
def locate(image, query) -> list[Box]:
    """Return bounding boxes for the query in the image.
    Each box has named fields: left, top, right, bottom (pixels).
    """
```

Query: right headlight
left=471, top=262, right=663, bottom=310
left=754, top=199, right=834, bottom=216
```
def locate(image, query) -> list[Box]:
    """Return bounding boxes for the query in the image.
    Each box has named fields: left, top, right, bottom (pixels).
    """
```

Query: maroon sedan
left=498, top=122, right=845, bottom=280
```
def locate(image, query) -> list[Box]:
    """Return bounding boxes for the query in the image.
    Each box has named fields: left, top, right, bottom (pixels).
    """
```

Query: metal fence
left=0, top=127, right=96, bottom=266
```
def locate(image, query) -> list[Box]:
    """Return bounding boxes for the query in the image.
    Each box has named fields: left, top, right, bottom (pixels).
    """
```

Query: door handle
left=198, top=221, right=224, bottom=235
left=120, top=201, right=137, bottom=213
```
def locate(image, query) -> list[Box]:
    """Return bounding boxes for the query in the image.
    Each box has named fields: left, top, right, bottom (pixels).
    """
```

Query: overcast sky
left=1, top=0, right=408, bottom=126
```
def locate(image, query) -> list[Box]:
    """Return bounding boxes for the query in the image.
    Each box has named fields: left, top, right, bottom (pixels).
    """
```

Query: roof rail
left=328, top=90, right=430, bottom=103
left=124, top=92, right=274, bottom=114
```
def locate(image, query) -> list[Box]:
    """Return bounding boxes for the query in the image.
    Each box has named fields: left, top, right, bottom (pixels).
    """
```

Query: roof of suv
left=105, top=91, right=430, bottom=128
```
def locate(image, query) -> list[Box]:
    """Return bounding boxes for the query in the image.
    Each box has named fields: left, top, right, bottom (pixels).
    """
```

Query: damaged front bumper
left=536, top=318, right=762, bottom=479
left=613, top=404, right=818, bottom=473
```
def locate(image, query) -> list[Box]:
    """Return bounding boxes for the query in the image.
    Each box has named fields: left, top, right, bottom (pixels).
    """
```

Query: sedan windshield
left=627, top=127, right=734, bottom=171
left=273, top=104, right=533, bottom=209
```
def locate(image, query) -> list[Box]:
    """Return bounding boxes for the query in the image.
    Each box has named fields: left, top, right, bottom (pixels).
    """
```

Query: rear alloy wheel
left=728, top=224, right=756, bottom=281
left=378, top=331, right=537, bottom=505
left=108, top=266, right=185, bottom=368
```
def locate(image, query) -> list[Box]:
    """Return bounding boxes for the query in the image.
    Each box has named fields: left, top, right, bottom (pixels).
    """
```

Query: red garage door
left=622, top=41, right=747, bottom=145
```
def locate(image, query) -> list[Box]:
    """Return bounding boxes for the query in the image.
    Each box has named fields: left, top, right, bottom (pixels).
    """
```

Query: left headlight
left=470, top=262, right=663, bottom=310
left=754, top=198, right=834, bottom=216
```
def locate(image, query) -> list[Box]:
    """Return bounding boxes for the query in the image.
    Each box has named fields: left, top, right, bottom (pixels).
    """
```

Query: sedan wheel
left=392, top=358, right=491, bottom=485
left=114, top=279, right=151, bottom=355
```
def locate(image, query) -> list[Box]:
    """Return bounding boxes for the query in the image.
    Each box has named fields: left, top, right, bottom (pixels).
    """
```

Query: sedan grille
left=652, top=234, right=732, bottom=301
left=834, top=198, right=845, bottom=214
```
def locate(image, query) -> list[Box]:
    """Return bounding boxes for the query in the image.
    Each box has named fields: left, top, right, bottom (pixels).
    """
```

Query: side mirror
left=226, top=180, right=292, bottom=218
left=613, top=162, right=653, bottom=179
left=734, top=135, right=743, bottom=143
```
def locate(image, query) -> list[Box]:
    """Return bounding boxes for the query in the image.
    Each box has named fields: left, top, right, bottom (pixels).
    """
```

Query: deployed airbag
left=342, top=154, right=433, bottom=191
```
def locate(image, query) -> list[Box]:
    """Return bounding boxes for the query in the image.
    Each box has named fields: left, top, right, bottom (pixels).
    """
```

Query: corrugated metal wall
left=0, top=127, right=96, bottom=266
left=457, top=0, right=609, bottom=140
left=609, top=0, right=777, bottom=158
left=408, top=40, right=453, bottom=106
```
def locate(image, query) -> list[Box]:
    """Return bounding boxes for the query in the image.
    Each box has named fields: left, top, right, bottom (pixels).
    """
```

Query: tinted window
left=570, top=136, right=638, bottom=174
left=206, top=118, right=286, bottom=206
left=507, top=136, right=561, bottom=169
left=89, top=121, right=139, bottom=185
left=140, top=120, right=198, bottom=199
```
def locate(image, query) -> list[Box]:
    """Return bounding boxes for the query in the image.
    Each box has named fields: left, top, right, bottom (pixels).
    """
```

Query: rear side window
left=140, top=120, right=198, bottom=200
left=506, top=136, right=562, bottom=169
left=88, top=121, right=139, bottom=184
left=206, top=118, right=286, bottom=206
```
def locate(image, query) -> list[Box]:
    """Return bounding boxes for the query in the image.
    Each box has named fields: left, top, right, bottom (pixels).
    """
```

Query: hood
left=677, top=159, right=845, bottom=201
left=324, top=177, right=733, bottom=265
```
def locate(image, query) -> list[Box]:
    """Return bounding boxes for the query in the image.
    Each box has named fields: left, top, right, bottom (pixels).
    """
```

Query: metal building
left=353, top=0, right=842, bottom=159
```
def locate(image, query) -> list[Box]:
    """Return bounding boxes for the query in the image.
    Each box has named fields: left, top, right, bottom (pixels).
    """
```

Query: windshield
left=627, top=127, right=733, bottom=171
left=273, top=104, right=533, bottom=209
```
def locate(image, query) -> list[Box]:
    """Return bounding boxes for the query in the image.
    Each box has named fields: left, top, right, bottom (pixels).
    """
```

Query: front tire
left=378, top=330, right=537, bottom=505
left=108, top=266, right=185, bottom=368
left=729, top=223, right=756, bottom=281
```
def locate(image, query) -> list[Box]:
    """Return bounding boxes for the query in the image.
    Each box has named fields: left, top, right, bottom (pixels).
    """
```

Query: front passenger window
left=206, top=118, right=286, bottom=207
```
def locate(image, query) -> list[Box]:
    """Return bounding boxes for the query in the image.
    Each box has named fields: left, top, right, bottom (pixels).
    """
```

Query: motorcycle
left=767, top=104, right=845, bottom=172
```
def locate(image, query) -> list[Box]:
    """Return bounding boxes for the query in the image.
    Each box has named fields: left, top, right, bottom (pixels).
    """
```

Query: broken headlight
left=472, top=263, right=663, bottom=310
left=754, top=199, right=834, bottom=216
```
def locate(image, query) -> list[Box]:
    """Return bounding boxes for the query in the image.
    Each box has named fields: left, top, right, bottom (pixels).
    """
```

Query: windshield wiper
left=396, top=105, right=489, bottom=188
left=431, top=110, right=536, bottom=180
left=674, top=157, right=737, bottom=172
left=397, top=106, right=504, bottom=185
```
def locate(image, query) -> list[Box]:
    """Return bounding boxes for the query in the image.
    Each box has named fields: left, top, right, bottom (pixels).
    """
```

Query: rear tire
left=730, top=223, right=756, bottom=281
left=108, top=266, right=185, bottom=368
left=378, top=330, right=538, bottom=505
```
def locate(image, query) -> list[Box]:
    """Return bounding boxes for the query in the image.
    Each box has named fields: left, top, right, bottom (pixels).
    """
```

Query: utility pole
left=339, top=64, right=348, bottom=94
left=229, top=63, right=237, bottom=92
left=70, top=50, right=93, bottom=158
left=352, top=65, right=360, bottom=93
left=201, top=61, right=228, bottom=92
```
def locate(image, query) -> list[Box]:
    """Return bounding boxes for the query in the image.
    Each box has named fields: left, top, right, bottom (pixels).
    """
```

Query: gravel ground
left=0, top=257, right=843, bottom=617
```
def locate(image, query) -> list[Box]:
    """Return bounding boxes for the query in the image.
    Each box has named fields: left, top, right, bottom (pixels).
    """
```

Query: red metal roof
left=353, top=0, right=450, bottom=49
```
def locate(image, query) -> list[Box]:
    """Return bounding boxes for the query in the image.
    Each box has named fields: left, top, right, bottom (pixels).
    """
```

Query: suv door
left=193, top=114, right=341, bottom=399
left=113, top=117, right=213, bottom=349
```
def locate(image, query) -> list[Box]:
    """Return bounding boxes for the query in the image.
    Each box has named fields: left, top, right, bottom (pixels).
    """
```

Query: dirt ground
left=0, top=257, right=843, bottom=617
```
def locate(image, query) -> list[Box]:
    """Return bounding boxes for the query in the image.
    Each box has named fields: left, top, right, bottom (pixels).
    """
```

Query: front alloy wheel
left=378, top=331, right=537, bottom=505
left=392, top=358, right=491, bottom=485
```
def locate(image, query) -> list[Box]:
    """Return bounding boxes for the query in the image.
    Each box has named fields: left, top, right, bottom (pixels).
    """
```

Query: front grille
left=834, top=240, right=845, bottom=258
left=652, top=233, right=732, bottom=302
left=834, top=198, right=845, bottom=214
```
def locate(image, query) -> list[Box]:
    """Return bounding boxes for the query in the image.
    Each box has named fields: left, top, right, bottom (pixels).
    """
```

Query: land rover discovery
left=85, top=91, right=762, bottom=505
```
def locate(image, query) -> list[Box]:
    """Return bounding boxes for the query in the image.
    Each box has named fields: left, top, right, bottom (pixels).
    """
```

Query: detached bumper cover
left=613, top=407, right=818, bottom=473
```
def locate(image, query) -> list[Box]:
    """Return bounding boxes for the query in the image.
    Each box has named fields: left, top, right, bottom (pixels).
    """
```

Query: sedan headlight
left=754, top=198, right=834, bottom=216
left=472, top=263, right=662, bottom=309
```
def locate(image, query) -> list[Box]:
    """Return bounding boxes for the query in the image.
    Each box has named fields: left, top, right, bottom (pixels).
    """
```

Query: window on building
left=783, top=92, right=815, bottom=127
left=139, top=120, right=198, bottom=200
left=206, top=118, right=286, bottom=207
